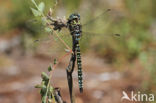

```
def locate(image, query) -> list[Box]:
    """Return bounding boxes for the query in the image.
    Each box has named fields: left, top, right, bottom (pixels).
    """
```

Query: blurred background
left=0, top=0, right=156, bottom=103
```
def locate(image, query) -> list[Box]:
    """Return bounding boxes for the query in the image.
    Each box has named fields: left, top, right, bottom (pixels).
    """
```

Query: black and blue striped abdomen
left=76, top=42, right=83, bottom=93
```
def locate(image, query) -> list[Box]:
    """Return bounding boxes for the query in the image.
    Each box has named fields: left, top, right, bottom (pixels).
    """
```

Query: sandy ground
left=0, top=51, right=143, bottom=103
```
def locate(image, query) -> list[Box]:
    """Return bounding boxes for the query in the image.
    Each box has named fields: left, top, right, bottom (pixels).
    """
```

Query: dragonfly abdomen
left=76, top=43, right=83, bottom=93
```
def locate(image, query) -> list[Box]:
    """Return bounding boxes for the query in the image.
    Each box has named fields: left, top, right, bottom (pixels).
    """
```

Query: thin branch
left=53, top=51, right=72, bottom=69
left=66, top=36, right=77, bottom=103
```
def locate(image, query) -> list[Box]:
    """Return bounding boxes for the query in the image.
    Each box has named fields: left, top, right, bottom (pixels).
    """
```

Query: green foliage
left=35, top=66, right=56, bottom=103
left=8, top=0, right=32, bottom=29
left=30, top=0, right=54, bottom=34
left=54, top=58, right=57, bottom=65
left=30, top=0, right=45, bottom=16
left=48, top=64, right=52, bottom=72
left=41, top=72, right=49, bottom=81
left=31, top=8, right=42, bottom=16
left=38, top=2, right=45, bottom=12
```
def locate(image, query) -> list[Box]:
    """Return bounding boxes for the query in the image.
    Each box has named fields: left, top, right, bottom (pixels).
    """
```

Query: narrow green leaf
left=41, top=72, right=49, bottom=81
left=38, top=2, right=45, bottom=13
left=31, top=8, right=41, bottom=17
left=31, top=0, right=38, bottom=9
left=48, top=64, right=53, bottom=72
left=54, top=58, right=57, bottom=65
left=31, top=0, right=36, bottom=5
left=35, top=84, right=43, bottom=88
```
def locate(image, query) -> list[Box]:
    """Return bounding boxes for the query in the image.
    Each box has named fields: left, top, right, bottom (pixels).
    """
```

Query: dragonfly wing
left=82, top=9, right=111, bottom=26
left=25, top=18, right=45, bottom=34
left=80, top=8, right=121, bottom=38
left=81, top=31, right=121, bottom=40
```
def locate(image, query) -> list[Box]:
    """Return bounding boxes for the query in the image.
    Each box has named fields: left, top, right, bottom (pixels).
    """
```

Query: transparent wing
left=47, top=8, right=121, bottom=40
left=82, top=9, right=111, bottom=26
left=82, top=31, right=120, bottom=38
left=25, top=18, right=45, bottom=35
left=31, top=30, right=73, bottom=58
left=30, top=8, right=121, bottom=56
left=79, top=9, right=121, bottom=52
left=82, top=9, right=120, bottom=30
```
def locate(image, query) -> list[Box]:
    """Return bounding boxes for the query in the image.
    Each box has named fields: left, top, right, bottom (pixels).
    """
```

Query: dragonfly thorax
left=67, top=13, right=82, bottom=39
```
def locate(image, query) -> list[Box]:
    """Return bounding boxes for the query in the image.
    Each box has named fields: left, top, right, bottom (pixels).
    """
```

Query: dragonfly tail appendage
left=76, top=43, right=83, bottom=93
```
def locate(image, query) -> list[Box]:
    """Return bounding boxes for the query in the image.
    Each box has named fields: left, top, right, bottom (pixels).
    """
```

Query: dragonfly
left=45, top=8, right=120, bottom=102
left=30, top=7, right=120, bottom=103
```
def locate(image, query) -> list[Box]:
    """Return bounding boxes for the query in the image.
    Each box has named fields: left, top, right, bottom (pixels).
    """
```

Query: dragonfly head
left=68, top=13, right=80, bottom=21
